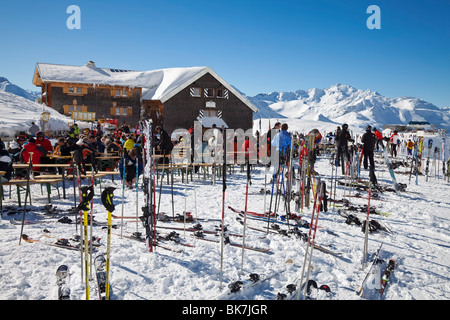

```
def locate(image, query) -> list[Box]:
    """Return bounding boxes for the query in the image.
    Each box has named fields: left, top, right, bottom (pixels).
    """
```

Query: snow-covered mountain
left=249, top=84, right=450, bottom=132
left=0, top=77, right=40, bottom=102
left=0, top=77, right=72, bottom=137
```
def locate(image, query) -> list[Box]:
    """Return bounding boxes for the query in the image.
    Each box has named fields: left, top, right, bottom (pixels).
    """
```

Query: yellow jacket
left=124, top=138, right=135, bottom=151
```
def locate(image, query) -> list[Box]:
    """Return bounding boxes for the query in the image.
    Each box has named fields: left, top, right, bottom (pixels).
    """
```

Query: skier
left=28, top=122, right=40, bottom=137
left=68, top=123, right=80, bottom=139
left=406, top=139, right=414, bottom=158
left=53, top=137, right=71, bottom=157
left=271, top=123, right=291, bottom=162
left=270, top=123, right=292, bottom=180
left=390, top=131, right=400, bottom=158
left=361, top=125, right=378, bottom=185
left=372, top=127, right=384, bottom=151
left=123, top=135, right=135, bottom=152
left=0, top=142, right=13, bottom=182
left=266, top=122, right=281, bottom=159
left=88, top=135, right=105, bottom=153
left=35, top=132, right=54, bottom=155
left=336, top=123, right=354, bottom=174
left=107, top=136, right=123, bottom=154
left=22, top=137, right=44, bottom=172
left=154, top=126, right=173, bottom=163
left=119, top=148, right=143, bottom=188
left=7, top=136, right=27, bottom=162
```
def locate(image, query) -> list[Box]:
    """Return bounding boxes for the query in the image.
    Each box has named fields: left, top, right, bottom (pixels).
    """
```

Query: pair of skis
left=54, top=186, right=116, bottom=300
left=55, top=254, right=108, bottom=300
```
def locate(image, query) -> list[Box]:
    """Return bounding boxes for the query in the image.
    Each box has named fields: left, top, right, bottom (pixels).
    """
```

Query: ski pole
left=120, top=153, right=126, bottom=237
left=362, top=183, right=371, bottom=269
left=240, top=160, right=251, bottom=275
left=78, top=186, right=94, bottom=300
left=136, top=151, right=139, bottom=233
left=101, top=187, right=116, bottom=300
left=18, top=152, right=33, bottom=245
left=219, top=130, right=227, bottom=290
left=297, top=178, right=319, bottom=300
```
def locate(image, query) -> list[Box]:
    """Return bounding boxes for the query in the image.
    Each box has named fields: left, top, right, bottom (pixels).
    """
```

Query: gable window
left=204, top=88, right=215, bottom=98
left=202, top=109, right=218, bottom=117
left=217, top=89, right=229, bottom=99
left=190, top=87, right=201, bottom=97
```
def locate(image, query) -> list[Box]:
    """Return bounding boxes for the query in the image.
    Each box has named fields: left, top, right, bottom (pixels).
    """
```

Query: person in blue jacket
left=271, top=123, right=292, bottom=175
left=119, top=148, right=143, bottom=188
left=271, top=123, right=291, bottom=159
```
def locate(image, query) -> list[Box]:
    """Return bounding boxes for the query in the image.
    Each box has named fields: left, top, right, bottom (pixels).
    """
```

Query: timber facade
left=155, top=73, right=254, bottom=134
left=33, top=62, right=257, bottom=134
left=39, top=83, right=142, bottom=125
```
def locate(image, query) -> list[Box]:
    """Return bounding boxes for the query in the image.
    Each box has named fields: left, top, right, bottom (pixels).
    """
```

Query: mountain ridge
left=248, top=83, right=450, bottom=131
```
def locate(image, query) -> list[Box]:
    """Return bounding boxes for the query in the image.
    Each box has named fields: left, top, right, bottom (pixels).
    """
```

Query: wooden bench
left=1, top=178, right=63, bottom=206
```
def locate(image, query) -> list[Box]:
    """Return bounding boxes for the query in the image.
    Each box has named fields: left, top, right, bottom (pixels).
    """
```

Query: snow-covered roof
left=34, top=63, right=258, bottom=113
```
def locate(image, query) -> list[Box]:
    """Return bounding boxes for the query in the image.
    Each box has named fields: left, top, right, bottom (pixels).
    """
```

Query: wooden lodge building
left=32, top=61, right=257, bottom=134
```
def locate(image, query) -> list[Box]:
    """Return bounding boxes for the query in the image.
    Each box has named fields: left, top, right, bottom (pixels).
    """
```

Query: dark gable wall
left=161, top=73, right=254, bottom=134
left=50, top=86, right=141, bottom=126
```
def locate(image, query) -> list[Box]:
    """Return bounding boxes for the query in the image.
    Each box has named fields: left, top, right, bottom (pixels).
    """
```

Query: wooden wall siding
left=160, top=73, right=253, bottom=134
left=48, top=84, right=142, bottom=126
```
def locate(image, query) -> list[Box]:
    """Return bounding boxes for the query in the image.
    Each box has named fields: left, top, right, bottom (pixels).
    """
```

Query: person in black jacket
left=361, top=125, right=377, bottom=185
left=0, top=142, right=13, bottom=182
left=336, top=123, right=354, bottom=174
left=154, top=126, right=173, bottom=163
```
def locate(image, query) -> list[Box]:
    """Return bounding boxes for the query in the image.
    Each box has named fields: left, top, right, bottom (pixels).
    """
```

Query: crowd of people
left=0, top=122, right=148, bottom=188
left=0, top=119, right=419, bottom=190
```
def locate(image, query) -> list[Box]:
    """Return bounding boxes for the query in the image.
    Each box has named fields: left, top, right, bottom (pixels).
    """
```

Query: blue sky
left=1, top=0, right=449, bottom=107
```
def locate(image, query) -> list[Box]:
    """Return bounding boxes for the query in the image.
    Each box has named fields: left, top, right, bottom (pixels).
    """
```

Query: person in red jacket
left=372, top=127, right=384, bottom=151
left=22, top=138, right=44, bottom=171
left=35, top=132, right=53, bottom=155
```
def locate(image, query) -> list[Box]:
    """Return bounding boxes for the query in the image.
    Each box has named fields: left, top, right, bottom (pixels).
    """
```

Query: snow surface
left=0, top=138, right=449, bottom=301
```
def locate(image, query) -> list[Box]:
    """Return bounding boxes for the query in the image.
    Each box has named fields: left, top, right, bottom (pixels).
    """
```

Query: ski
left=112, top=231, right=183, bottom=253
left=228, top=205, right=301, bottom=222
left=41, top=230, right=101, bottom=247
left=56, top=265, right=70, bottom=300
left=356, top=243, right=384, bottom=296
left=379, top=259, right=397, bottom=295
left=231, top=208, right=310, bottom=229
left=381, top=147, right=401, bottom=195
left=191, top=230, right=271, bottom=254
left=94, top=255, right=107, bottom=300
left=21, top=234, right=86, bottom=251
left=425, top=139, right=433, bottom=182
left=141, top=119, right=157, bottom=252
left=442, top=138, right=446, bottom=179
left=156, top=223, right=218, bottom=235
left=235, top=216, right=341, bottom=256
left=10, top=216, right=76, bottom=225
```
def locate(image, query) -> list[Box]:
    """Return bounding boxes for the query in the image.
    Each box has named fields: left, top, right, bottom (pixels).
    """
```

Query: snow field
left=0, top=146, right=449, bottom=300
